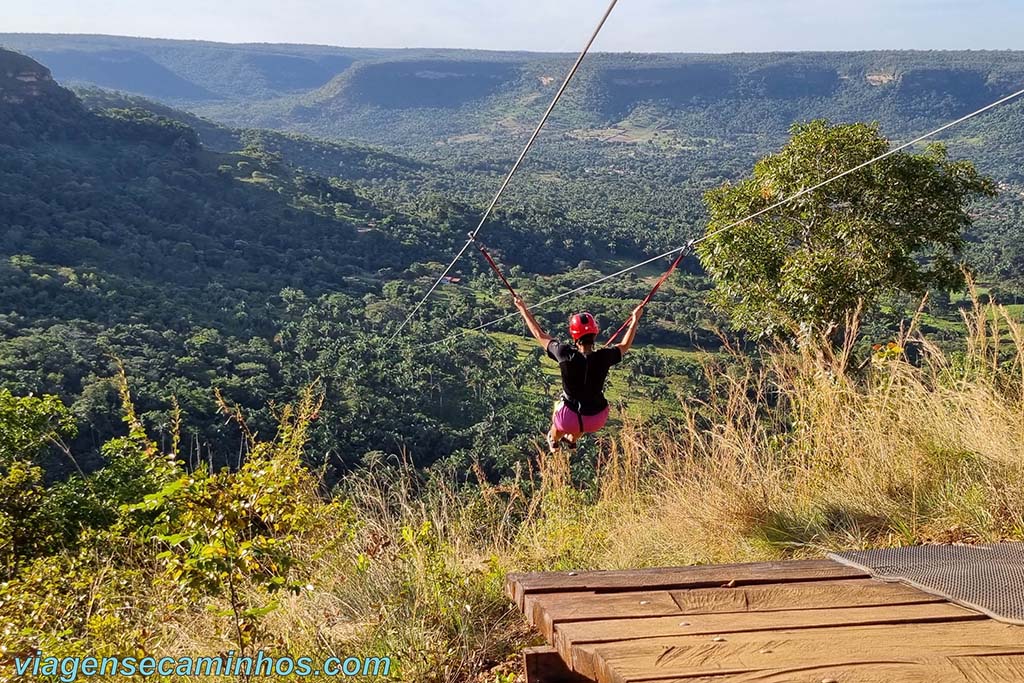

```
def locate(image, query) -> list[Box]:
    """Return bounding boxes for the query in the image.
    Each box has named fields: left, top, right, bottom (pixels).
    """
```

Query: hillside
left=73, top=86, right=429, bottom=181
left=0, top=47, right=516, bottom=474
left=2, top=36, right=1023, bottom=159
left=286, top=50, right=1024, bottom=153
left=0, top=52, right=429, bottom=322
left=3, top=36, right=1022, bottom=270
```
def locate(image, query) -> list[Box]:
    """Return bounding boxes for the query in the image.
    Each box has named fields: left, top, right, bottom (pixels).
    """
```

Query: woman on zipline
left=513, top=295, right=645, bottom=451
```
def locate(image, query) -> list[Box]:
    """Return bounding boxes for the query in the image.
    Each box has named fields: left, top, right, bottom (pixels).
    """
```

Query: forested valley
left=3, top=40, right=1024, bottom=681
left=0, top=46, right=738, bottom=480
left=4, top=44, right=1023, bottom=476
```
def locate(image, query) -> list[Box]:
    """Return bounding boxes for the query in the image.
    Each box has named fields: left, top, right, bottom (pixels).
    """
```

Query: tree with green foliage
left=697, top=120, right=997, bottom=343
left=0, top=389, right=75, bottom=461
left=0, top=379, right=343, bottom=662
left=130, top=385, right=347, bottom=657
left=0, top=390, right=76, bottom=572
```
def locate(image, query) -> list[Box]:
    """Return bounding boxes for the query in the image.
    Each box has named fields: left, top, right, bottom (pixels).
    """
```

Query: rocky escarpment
left=0, top=48, right=60, bottom=102
left=0, top=48, right=88, bottom=141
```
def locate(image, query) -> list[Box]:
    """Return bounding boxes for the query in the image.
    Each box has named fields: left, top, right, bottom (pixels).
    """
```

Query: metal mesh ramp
left=830, top=542, right=1024, bottom=625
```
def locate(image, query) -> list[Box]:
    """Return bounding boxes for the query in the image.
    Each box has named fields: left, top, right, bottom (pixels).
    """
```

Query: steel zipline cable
left=385, top=0, right=620, bottom=345
left=425, top=85, right=1024, bottom=349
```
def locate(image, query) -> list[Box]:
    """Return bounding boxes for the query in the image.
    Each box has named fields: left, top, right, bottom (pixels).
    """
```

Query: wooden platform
left=507, top=558, right=1024, bottom=682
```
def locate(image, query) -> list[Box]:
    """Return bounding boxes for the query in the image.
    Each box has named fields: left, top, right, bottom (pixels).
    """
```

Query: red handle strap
left=604, top=242, right=693, bottom=346
left=470, top=234, right=519, bottom=297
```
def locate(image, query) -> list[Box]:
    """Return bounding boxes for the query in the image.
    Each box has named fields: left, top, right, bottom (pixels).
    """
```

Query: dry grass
left=154, top=297, right=1024, bottom=681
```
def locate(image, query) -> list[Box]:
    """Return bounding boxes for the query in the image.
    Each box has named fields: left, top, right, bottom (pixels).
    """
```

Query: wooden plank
left=530, top=590, right=683, bottom=639
left=577, top=621, right=1024, bottom=683
left=611, top=655, right=1024, bottom=683
left=523, top=592, right=596, bottom=626
left=671, top=578, right=941, bottom=614
left=622, top=658, right=1024, bottom=683
left=557, top=602, right=982, bottom=668
left=604, top=679, right=733, bottom=683
left=716, top=662, right=960, bottom=683
left=507, top=559, right=866, bottom=607
left=949, top=653, right=1024, bottom=683
left=531, top=580, right=940, bottom=646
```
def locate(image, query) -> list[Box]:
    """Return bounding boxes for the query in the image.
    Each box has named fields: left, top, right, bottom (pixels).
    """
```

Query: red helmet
left=568, top=312, right=599, bottom=341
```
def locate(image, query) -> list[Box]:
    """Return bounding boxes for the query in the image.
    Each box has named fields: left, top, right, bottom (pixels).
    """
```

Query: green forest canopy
left=0, top=46, right=1021, bottom=481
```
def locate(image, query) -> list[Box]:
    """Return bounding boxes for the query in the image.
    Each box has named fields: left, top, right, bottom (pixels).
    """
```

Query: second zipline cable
left=427, top=84, right=1024, bottom=348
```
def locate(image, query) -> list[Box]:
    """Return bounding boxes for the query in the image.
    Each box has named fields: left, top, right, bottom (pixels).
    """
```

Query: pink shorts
left=552, top=402, right=610, bottom=434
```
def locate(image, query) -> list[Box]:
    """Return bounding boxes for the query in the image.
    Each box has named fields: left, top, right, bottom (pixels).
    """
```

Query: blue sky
left=7, top=0, right=1024, bottom=52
